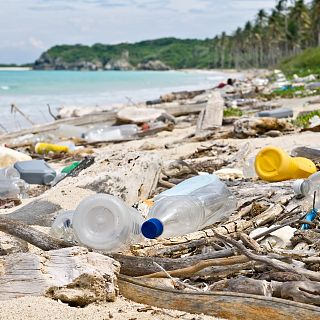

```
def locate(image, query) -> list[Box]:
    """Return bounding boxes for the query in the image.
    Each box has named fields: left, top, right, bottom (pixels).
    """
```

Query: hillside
left=280, top=47, right=320, bottom=76
left=33, top=38, right=214, bottom=71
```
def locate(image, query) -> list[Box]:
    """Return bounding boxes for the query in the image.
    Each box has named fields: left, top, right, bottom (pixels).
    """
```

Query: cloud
left=29, top=37, right=46, bottom=50
left=0, top=0, right=277, bottom=63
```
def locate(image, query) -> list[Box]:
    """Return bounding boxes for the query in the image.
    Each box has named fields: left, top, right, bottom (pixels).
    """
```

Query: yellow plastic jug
left=35, top=142, right=69, bottom=155
left=255, top=146, right=317, bottom=182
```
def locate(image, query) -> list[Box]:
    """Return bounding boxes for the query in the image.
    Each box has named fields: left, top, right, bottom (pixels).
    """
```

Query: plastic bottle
left=293, top=171, right=320, bottom=197
left=0, top=177, right=28, bottom=199
left=141, top=175, right=237, bottom=239
left=255, top=146, right=317, bottom=182
left=35, top=142, right=70, bottom=154
left=0, top=166, right=20, bottom=179
left=50, top=194, right=144, bottom=251
left=84, top=124, right=139, bottom=143
left=57, top=124, right=85, bottom=139
left=50, top=211, right=77, bottom=243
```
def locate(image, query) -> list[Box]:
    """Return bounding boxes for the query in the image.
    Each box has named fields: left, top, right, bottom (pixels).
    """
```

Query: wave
left=0, top=85, right=10, bottom=90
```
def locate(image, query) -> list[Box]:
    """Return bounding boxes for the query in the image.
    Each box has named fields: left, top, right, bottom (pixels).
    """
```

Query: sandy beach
left=0, top=70, right=319, bottom=319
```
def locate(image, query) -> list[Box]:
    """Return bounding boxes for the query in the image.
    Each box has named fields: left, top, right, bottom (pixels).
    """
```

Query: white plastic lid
left=72, top=194, right=131, bottom=251
left=293, top=179, right=310, bottom=196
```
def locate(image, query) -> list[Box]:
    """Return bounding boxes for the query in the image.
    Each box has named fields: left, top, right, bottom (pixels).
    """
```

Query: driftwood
left=0, top=247, right=120, bottom=306
left=214, top=232, right=320, bottom=282
left=109, top=249, right=235, bottom=277
left=119, top=275, right=320, bottom=320
left=138, top=255, right=249, bottom=279
left=196, top=92, right=224, bottom=133
left=0, top=216, right=70, bottom=250
left=0, top=111, right=117, bottom=144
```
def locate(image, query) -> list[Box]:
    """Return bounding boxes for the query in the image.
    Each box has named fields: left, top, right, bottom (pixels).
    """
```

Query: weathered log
left=118, top=275, right=320, bottom=320
left=139, top=255, right=249, bottom=279
left=109, top=249, right=235, bottom=277
left=0, top=247, right=120, bottom=306
left=196, top=91, right=224, bottom=133
left=0, top=216, right=70, bottom=251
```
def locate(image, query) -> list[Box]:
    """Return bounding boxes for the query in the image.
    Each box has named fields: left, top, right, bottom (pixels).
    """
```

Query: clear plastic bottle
left=50, top=194, right=144, bottom=251
left=84, top=124, right=139, bottom=143
left=50, top=210, right=76, bottom=243
left=141, top=175, right=237, bottom=239
left=0, top=166, right=20, bottom=179
left=293, top=171, right=320, bottom=197
left=0, top=177, right=28, bottom=199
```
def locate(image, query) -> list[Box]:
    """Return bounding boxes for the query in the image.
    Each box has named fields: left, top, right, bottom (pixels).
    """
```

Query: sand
left=0, top=296, right=223, bottom=320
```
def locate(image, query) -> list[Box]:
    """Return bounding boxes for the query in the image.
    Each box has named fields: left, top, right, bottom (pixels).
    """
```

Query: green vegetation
left=41, top=38, right=214, bottom=69
left=223, top=108, right=243, bottom=117
left=34, top=1, right=320, bottom=71
left=280, top=47, right=320, bottom=75
left=293, top=110, right=320, bottom=128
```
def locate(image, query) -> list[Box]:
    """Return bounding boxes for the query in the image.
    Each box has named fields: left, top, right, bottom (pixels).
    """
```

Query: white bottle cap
left=293, top=179, right=304, bottom=195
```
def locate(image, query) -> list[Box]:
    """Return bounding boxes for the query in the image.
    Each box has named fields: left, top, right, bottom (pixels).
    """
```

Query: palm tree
left=311, top=0, right=320, bottom=46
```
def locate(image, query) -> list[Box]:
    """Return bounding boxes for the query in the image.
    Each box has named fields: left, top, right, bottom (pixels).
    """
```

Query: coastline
left=0, top=67, right=31, bottom=71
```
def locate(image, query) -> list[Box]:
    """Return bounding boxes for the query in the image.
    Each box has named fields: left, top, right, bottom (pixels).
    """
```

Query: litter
left=35, top=142, right=72, bottom=155
left=258, top=108, right=293, bottom=119
left=51, top=193, right=144, bottom=251
left=141, top=174, right=237, bottom=239
left=14, top=160, right=56, bottom=185
left=84, top=124, right=139, bottom=143
left=255, top=146, right=317, bottom=182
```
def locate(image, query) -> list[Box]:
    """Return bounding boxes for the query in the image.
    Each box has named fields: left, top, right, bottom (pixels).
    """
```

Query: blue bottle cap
left=141, top=218, right=164, bottom=239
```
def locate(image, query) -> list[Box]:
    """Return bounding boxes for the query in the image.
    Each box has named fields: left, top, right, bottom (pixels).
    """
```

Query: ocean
left=0, top=70, right=242, bottom=132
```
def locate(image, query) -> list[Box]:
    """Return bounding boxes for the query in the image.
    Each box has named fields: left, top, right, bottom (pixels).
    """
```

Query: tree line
left=211, top=0, right=320, bottom=69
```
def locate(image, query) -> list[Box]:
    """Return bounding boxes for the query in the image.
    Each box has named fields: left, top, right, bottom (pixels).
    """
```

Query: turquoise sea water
left=0, top=70, right=241, bottom=132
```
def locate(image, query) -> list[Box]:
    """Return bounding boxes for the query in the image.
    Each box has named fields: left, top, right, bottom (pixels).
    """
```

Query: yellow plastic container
left=35, top=142, right=69, bottom=155
left=255, top=146, right=317, bottom=182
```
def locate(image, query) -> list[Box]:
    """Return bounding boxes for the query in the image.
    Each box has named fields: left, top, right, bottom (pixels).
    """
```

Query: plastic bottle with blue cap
left=141, top=174, right=237, bottom=239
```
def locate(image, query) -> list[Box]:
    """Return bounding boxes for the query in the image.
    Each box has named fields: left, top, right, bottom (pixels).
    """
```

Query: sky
left=0, top=0, right=276, bottom=64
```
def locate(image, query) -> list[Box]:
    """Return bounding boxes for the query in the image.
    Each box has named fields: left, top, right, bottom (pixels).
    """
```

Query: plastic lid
left=141, top=218, right=163, bottom=239
left=292, top=179, right=304, bottom=195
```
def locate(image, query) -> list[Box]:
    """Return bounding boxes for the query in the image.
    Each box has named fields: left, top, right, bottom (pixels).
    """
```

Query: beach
left=0, top=69, right=319, bottom=319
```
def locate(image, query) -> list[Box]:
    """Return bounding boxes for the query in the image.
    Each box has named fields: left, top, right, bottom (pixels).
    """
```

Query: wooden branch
left=119, top=275, right=320, bottom=320
left=214, top=232, right=320, bottom=282
left=109, top=249, right=235, bottom=276
left=138, top=255, right=249, bottom=279
left=0, top=216, right=71, bottom=251
left=47, top=104, right=57, bottom=120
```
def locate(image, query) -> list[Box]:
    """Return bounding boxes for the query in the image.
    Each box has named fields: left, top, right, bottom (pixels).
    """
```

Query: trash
left=14, top=160, right=56, bottom=185
left=293, top=171, right=320, bottom=197
left=0, top=176, right=28, bottom=200
left=57, top=124, right=85, bottom=139
left=255, top=146, right=317, bottom=182
left=306, top=82, right=320, bottom=90
left=252, top=78, right=269, bottom=86
left=250, top=226, right=296, bottom=249
left=309, top=115, right=320, bottom=128
left=0, top=146, right=32, bottom=168
left=84, top=124, right=139, bottom=143
left=117, top=107, right=168, bottom=124
left=0, top=166, right=20, bottom=179
left=141, top=174, right=237, bottom=239
left=300, top=191, right=319, bottom=230
left=50, top=162, right=81, bottom=186
left=51, top=194, right=144, bottom=251
left=293, top=74, right=316, bottom=83
left=242, top=157, right=258, bottom=179
left=258, top=108, right=293, bottom=119
left=35, top=142, right=71, bottom=155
